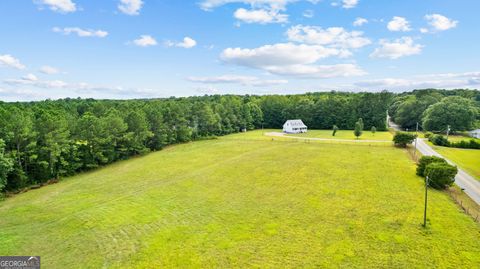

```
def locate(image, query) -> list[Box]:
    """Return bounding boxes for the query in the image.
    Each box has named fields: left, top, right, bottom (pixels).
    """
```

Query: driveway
left=415, top=138, right=480, bottom=205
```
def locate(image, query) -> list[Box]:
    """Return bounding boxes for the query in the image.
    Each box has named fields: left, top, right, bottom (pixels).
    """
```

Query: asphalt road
left=415, top=138, right=480, bottom=205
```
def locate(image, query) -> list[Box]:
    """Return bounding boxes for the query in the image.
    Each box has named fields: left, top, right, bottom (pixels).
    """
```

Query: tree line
left=389, top=89, right=480, bottom=132
left=0, top=92, right=392, bottom=193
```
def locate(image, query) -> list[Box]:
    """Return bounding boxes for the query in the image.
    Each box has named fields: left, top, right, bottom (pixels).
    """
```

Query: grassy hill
left=0, top=131, right=479, bottom=268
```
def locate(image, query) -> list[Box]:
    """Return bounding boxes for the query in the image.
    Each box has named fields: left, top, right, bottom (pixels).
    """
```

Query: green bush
left=392, top=132, right=416, bottom=147
left=429, top=134, right=449, bottom=146
left=449, top=139, right=480, bottom=149
left=425, top=163, right=458, bottom=189
left=416, top=156, right=447, bottom=177
left=424, top=132, right=433, bottom=139
left=332, top=125, right=338, bottom=136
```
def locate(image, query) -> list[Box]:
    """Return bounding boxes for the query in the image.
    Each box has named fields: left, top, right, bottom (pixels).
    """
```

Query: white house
left=283, top=119, right=307, bottom=134
left=469, top=129, right=480, bottom=139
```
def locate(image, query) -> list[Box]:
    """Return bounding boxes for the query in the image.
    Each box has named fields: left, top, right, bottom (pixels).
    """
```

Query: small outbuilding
left=283, top=119, right=307, bottom=134
left=469, top=129, right=480, bottom=139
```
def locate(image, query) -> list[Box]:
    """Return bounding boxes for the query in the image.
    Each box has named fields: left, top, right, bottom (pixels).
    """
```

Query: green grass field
left=285, top=129, right=393, bottom=140
left=431, top=146, right=480, bottom=181
left=0, top=131, right=479, bottom=268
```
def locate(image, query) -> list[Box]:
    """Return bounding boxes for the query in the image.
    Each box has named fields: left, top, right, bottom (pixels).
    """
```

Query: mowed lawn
left=286, top=129, right=393, bottom=140
left=432, top=146, right=480, bottom=181
left=0, top=131, right=479, bottom=268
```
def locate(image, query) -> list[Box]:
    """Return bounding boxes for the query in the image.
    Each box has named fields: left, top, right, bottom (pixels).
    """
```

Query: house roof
left=284, top=119, right=307, bottom=128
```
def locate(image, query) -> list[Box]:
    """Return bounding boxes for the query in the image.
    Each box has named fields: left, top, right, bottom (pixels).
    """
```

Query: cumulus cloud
left=234, top=8, right=288, bottom=24
left=35, top=0, right=76, bottom=13
left=286, top=25, right=371, bottom=50
left=370, top=37, right=423, bottom=59
left=0, top=54, right=26, bottom=70
left=423, top=14, right=458, bottom=32
left=118, top=0, right=143, bottom=15
left=220, top=43, right=365, bottom=78
left=133, top=35, right=158, bottom=47
left=342, top=0, right=358, bottom=9
left=39, top=65, right=60, bottom=74
left=200, top=0, right=292, bottom=11
left=22, top=74, right=38, bottom=81
left=387, top=16, right=411, bottom=32
left=353, top=17, right=368, bottom=27
left=199, top=0, right=318, bottom=24
left=188, top=75, right=288, bottom=86
left=165, top=37, right=197, bottom=48
left=53, top=27, right=108, bottom=38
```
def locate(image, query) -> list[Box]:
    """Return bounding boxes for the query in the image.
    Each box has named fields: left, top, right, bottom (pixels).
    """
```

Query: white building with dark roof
left=283, top=120, right=307, bottom=134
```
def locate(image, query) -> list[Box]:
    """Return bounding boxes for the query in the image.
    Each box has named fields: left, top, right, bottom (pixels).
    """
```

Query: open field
left=431, top=146, right=480, bottom=181
left=285, top=129, right=393, bottom=140
left=0, top=131, right=479, bottom=268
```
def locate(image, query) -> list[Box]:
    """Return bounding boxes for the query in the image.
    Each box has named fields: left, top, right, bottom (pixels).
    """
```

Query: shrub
left=393, top=132, right=416, bottom=147
left=425, top=163, right=458, bottom=189
left=449, top=139, right=480, bottom=149
left=429, top=135, right=449, bottom=146
left=354, top=121, right=363, bottom=139
left=424, top=132, right=433, bottom=139
left=371, top=126, right=377, bottom=135
left=416, top=156, right=447, bottom=177
left=332, top=125, right=338, bottom=136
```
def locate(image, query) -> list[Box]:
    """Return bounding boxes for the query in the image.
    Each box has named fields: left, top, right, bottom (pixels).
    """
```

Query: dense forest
left=1, top=89, right=479, bottom=194
left=0, top=92, right=392, bottom=193
left=388, top=89, right=480, bottom=132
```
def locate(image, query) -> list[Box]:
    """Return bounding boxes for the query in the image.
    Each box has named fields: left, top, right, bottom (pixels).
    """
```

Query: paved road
left=265, top=132, right=392, bottom=143
left=415, top=138, right=480, bottom=205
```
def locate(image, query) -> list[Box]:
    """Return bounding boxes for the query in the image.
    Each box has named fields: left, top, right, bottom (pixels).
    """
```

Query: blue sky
left=0, top=0, right=479, bottom=101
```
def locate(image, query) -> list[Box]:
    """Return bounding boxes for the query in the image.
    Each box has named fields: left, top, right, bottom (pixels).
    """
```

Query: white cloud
left=199, top=0, right=318, bottom=24
left=22, top=74, right=38, bottom=81
left=286, top=25, right=371, bottom=50
left=353, top=17, right=368, bottom=27
left=424, top=14, right=458, bottom=32
left=39, top=65, right=60, bottom=74
left=234, top=8, right=288, bottom=24
left=4, top=78, right=68, bottom=89
left=221, top=43, right=341, bottom=67
left=262, top=64, right=366, bottom=78
left=35, top=0, right=76, bottom=13
left=387, top=16, right=411, bottom=32
left=0, top=54, right=26, bottom=70
left=370, top=37, right=423, bottom=59
left=355, top=72, right=480, bottom=90
left=342, top=0, right=358, bottom=9
left=53, top=27, right=108, bottom=38
left=200, top=0, right=292, bottom=11
left=220, top=43, right=365, bottom=78
left=187, top=75, right=288, bottom=86
left=118, top=0, right=143, bottom=15
left=303, top=9, right=314, bottom=18
left=133, top=35, right=158, bottom=47
left=165, top=37, right=197, bottom=49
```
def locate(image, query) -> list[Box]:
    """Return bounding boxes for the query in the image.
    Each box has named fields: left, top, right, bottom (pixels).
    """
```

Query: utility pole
left=423, top=176, right=429, bottom=228
left=446, top=125, right=450, bottom=139
left=414, top=122, right=419, bottom=159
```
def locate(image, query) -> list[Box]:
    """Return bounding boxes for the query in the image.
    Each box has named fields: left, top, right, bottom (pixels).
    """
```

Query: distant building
left=283, top=119, right=307, bottom=134
left=469, top=129, right=480, bottom=139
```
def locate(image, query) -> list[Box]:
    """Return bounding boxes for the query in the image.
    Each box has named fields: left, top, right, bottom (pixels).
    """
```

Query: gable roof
left=284, top=119, right=307, bottom=128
